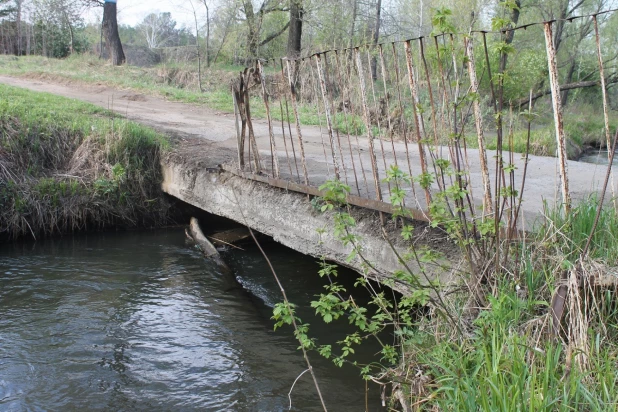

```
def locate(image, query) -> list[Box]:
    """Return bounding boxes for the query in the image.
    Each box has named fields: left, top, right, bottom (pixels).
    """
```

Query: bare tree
left=211, top=3, right=235, bottom=64
left=15, top=0, right=20, bottom=55
left=202, top=0, right=210, bottom=66
left=241, top=0, right=289, bottom=58
left=187, top=0, right=202, bottom=91
left=370, top=0, right=381, bottom=80
left=138, top=12, right=176, bottom=49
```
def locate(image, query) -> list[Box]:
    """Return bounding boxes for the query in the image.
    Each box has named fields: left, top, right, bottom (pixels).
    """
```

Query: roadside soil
left=1, top=74, right=614, bottom=227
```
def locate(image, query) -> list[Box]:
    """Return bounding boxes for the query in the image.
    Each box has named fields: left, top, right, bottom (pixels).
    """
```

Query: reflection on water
left=579, top=148, right=618, bottom=166
left=0, top=230, right=383, bottom=411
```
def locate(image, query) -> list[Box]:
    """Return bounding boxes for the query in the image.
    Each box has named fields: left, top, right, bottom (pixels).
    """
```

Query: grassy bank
left=0, top=83, right=171, bottom=240
left=284, top=175, right=618, bottom=410
left=406, top=199, right=618, bottom=410
left=0, top=54, right=237, bottom=111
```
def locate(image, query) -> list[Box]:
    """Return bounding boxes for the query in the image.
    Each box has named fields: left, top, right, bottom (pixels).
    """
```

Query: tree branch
left=259, top=21, right=290, bottom=46
left=80, top=0, right=104, bottom=7
left=515, top=76, right=618, bottom=107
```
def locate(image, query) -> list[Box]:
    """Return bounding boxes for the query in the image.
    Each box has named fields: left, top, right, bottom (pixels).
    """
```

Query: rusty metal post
left=378, top=45, right=399, bottom=168
left=315, top=52, right=342, bottom=180
left=404, top=40, right=431, bottom=205
left=257, top=60, right=280, bottom=177
left=279, top=59, right=301, bottom=181
left=418, top=37, right=439, bottom=147
left=232, top=86, right=243, bottom=169
left=390, top=43, right=421, bottom=206
left=308, top=56, right=334, bottom=177
left=333, top=50, right=362, bottom=196
left=284, top=59, right=309, bottom=186
left=465, top=35, right=493, bottom=216
left=323, top=52, right=350, bottom=186
left=354, top=47, right=383, bottom=203
left=366, top=49, right=392, bottom=200
left=272, top=58, right=294, bottom=180
left=433, top=35, right=455, bottom=163
left=593, top=15, right=616, bottom=207
left=340, top=48, right=371, bottom=196
left=241, top=68, right=262, bottom=173
left=543, top=22, right=571, bottom=212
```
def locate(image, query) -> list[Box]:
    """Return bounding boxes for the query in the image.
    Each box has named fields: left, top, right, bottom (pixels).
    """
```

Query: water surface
left=0, top=230, right=383, bottom=411
left=579, top=148, right=618, bottom=165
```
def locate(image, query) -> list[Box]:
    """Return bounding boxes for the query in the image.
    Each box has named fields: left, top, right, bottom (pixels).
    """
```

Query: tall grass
left=397, top=197, right=618, bottom=410
left=0, top=83, right=171, bottom=240
left=542, top=196, right=618, bottom=262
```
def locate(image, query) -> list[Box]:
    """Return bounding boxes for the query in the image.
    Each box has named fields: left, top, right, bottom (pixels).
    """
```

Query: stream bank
left=0, top=84, right=173, bottom=241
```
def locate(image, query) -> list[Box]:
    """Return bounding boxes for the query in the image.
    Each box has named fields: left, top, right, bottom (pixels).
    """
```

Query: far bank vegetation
left=1, top=0, right=618, bottom=157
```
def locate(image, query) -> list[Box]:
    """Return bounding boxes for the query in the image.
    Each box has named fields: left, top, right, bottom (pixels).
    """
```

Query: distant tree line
left=0, top=1, right=195, bottom=60
left=1, top=0, right=617, bottom=105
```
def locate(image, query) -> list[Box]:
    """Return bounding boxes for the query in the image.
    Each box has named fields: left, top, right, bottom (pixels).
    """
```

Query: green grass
left=0, top=83, right=171, bottom=240
left=0, top=54, right=236, bottom=112
left=417, top=285, right=618, bottom=410
left=541, top=195, right=618, bottom=262
left=0, top=81, right=167, bottom=146
left=414, top=198, right=618, bottom=410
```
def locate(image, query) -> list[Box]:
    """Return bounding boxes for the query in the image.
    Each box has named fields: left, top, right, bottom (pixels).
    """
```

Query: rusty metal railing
left=229, top=11, right=617, bottom=225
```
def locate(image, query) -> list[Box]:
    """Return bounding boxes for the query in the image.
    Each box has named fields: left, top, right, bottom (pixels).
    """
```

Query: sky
left=87, top=0, right=200, bottom=29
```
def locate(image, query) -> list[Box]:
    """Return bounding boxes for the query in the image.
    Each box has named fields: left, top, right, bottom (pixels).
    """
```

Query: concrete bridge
left=1, top=15, right=616, bottom=292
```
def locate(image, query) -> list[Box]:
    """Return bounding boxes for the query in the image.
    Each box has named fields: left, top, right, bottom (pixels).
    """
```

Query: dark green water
left=0, top=229, right=383, bottom=411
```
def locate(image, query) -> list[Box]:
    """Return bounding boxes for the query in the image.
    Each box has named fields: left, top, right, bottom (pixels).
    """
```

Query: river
left=578, top=148, right=618, bottom=165
left=0, top=229, right=384, bottom=411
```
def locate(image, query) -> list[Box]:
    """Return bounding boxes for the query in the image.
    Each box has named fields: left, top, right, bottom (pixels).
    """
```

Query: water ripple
left=0, top=230, right=375, bottom=411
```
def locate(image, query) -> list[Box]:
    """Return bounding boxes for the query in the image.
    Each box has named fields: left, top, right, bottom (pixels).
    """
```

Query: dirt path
left=1, top=74, right=614, bottom=224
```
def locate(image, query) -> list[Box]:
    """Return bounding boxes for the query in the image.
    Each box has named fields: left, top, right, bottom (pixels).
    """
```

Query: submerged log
left=209, top=227, right=250, bottom=247
left=189, top=217, right=232, bottom=273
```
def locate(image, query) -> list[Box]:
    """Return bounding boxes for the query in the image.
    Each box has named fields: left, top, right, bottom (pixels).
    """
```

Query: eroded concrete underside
left=162, top=150, right=457, bottom=294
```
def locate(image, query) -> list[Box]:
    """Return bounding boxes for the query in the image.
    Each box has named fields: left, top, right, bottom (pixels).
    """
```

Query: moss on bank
left=0, top=84, right=172, bottom=241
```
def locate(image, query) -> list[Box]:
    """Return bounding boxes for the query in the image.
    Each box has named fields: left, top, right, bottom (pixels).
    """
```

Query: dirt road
left=1, top=74, right=614, bottom=225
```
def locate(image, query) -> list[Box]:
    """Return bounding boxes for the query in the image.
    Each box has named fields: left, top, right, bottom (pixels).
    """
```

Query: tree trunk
left=63, top=11, right=74, bottom=55
left=204, top=1, right=210, bottom=67
left=243, top=1, right=258, bottom=58
left=370, top=0, right=381, bottom=81
left=349, top=0, right=357, bottom=44
left=15, top=0, right=21, bottom=56
left=42, top=24, right=46, bottom=57
left=286, top=0, right=302, bottom=59
left=102, top=1, right=125, bottom=65
left=561, top=55, right=577, bottom=104
left=192, top=3, right=202, bottom=92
